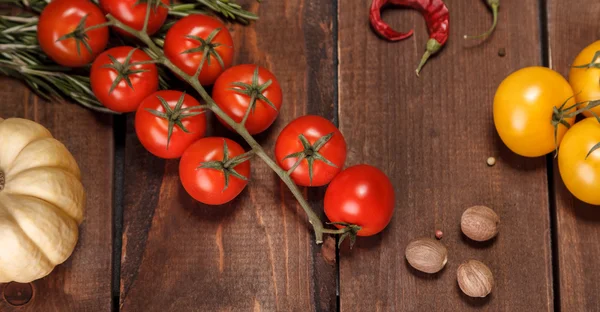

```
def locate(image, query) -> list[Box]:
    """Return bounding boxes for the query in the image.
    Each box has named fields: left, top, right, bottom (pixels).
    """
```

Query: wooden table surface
left=1, top=0, right=599, bottom=311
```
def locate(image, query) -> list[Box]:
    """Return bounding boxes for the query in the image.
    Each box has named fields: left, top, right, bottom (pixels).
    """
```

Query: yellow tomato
left=569, top=41, right=600, bottom=117
left=558, top=117, right=600, bottom=205
left=493, top=66, right=575, bottom=157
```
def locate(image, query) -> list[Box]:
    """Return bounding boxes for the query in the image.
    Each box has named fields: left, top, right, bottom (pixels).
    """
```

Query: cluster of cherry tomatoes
left=37, top=0, right=396, bottom=237
left=493, top=41, right=600, bottom=206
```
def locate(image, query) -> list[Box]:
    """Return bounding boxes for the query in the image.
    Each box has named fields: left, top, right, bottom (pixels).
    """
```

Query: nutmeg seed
left=457, top=260, right=494, bottom=297
left=405, top=238, right=448, bottom=274
left=461, top=206, right=500, bottom=242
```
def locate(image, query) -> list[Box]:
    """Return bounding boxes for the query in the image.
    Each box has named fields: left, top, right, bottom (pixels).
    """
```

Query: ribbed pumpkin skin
left=0, top=118, right=85, bottom=283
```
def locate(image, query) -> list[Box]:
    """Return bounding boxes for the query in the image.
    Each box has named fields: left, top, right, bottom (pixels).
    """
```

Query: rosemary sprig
left=168, top=3, right=208, bottom=17
left=0, top=15, right=37, bottom=44
left=0, top=0, right=260, bottom=113
left=0, top=0, right=48, bottom=13
left=0, top=13, right=113, bottom=112
left=0, top=0, right=260, bottom=23
left=0, top=60, right=115, bottom=113
left=194, top=0, right=259, bottom=24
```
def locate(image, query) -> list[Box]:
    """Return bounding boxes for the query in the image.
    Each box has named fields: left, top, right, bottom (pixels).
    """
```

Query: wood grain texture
left=119, top=1, right=337, bottom=311
left=337, top=0, right=553, bottom=311
left=0, top=77, right=114, bottom=311
left=547, top=1, right=600, bottom=311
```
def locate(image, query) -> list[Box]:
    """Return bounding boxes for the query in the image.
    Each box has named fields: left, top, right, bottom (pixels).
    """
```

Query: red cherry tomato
left=179, top=137, right=251, bottom=205
left=91, top=47, right=159, bottom=113
left=324, top=165, right=395, bottom=236
left=99, top=0, right=169, bottom=36
left=275, top=115, right=347, bottom=186
left=164, top=14, right=234, bottom=86
left=135, top=91, right=207, bottom=159
left=38, top=0, right=109, bottom=67
left=212, top=64, right=283, bottom=135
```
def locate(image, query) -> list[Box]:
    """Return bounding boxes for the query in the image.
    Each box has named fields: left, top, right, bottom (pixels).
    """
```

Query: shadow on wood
left=459, top=229, right=498, bottom=249
left=555, top=177, right=600, bottom=223
left=492, top=126, right=546, bottom=172
left=339, top=231, right=384, bottom=256
left=456, top=282, right=492, bottom=307
left=178, top=183, right=242, bottom=223
left=404, top=259, right=447, bottom=280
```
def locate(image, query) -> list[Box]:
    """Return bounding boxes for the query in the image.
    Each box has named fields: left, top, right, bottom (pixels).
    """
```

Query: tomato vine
left=105, top=6, right=358, bottom=244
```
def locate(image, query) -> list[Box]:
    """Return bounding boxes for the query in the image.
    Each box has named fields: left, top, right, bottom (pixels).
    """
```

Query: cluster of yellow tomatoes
left=494, top=41, right=600, bottom=206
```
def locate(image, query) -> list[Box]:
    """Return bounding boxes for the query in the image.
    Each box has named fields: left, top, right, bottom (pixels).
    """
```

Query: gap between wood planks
left=538, top=0, right=562, bottom=310
left=112, top=114, right=127, bottom=312
left=332, top=0, right=341, bottom=311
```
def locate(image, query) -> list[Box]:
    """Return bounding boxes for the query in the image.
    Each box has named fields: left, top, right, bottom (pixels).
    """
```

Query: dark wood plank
left=338, top=0, right=553, bottom=310
left=0, top=77, right=114, bottom=311
left=119, top=1, right=337, bottom=311
left=547, top=1, right=600, bottom=310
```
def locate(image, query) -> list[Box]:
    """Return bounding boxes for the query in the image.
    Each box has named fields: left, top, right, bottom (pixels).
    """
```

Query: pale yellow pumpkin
left=0, top=117, right=85, bottom=283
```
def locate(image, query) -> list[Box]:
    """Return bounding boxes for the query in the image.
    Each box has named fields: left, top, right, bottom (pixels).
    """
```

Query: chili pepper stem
left=464, top=0, right=499, bottom=40
left=415, top=51, right=431, bottom=77
left=106, top=13, right=342, bottom=245
left=416, top=39, right=442, bottom=77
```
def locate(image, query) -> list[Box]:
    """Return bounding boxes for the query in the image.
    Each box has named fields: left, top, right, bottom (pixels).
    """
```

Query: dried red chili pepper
left=369, top=0, right=450, bottom=77
left=464, top=0, right=499, bottom=40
